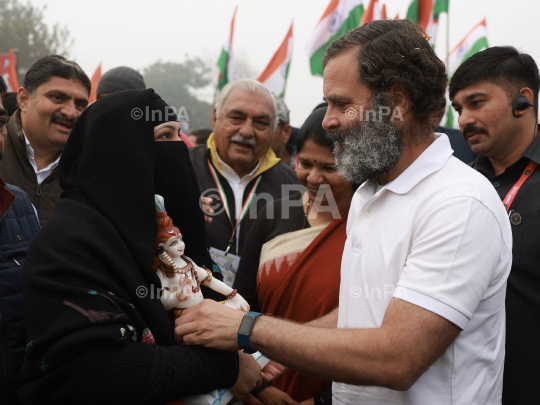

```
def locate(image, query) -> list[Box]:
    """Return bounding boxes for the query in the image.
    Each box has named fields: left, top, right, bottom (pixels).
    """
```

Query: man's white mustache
left=231, top=134, right=257, bottom=147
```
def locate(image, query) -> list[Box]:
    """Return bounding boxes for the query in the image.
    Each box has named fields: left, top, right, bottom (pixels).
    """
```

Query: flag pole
left=446, top=6, right=450, bottom=64
left=445, top=5, right=451, bottom=128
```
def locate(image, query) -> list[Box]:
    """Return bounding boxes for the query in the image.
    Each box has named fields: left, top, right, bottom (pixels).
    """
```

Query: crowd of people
left=0, top=18, right=538, bottom=405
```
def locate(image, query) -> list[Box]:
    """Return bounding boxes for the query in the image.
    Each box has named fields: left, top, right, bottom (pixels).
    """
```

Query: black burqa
left=19, top=89, right=238, bottom=405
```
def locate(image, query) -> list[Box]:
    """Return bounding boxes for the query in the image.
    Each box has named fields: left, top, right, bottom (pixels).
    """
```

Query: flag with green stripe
left=306, top=0, right=364, bottom=77
left=217, top=7, right=237, bottom=91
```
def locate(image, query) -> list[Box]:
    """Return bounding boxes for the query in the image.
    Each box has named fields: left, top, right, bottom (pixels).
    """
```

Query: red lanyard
left=502, top=160, right=538, bottom=212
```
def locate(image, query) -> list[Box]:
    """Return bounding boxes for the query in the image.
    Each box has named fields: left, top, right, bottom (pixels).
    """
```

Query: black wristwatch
left=237, top=311, right=263, bottom=354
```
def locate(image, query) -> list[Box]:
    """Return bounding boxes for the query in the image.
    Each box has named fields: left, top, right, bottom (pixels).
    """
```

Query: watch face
left=238, top=315, right=254, bottom=335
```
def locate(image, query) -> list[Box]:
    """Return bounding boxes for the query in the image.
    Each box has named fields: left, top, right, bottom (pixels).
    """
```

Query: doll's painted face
left=165, top=235, right=185, bottom=258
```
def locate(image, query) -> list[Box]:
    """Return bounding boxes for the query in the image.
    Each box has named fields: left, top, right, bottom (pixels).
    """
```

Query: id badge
left=209, top=247, right=240, bottom=288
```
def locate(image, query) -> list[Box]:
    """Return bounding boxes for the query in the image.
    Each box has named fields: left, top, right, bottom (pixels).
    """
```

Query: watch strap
left=238, top=311, right=263, bottom=354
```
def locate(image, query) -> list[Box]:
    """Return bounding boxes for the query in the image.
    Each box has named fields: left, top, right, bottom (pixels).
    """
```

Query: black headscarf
left=59, top=89, right=211, bottom=279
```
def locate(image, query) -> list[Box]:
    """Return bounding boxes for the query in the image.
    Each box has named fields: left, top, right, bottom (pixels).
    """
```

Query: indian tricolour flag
left=443, top=18, right=489, bottom=127
left=406, top=0, right=448, bottom=47
left=306, top=0, right=364, bottom=76
left=257, top=22, right=293, bottom=98
left=447, top=18, right=488, bottom=80
left=217, top=7, right=237, bottom=91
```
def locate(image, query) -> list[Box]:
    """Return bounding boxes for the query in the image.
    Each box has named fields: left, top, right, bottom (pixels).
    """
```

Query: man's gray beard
left=327, top=108, right=403, bottom=185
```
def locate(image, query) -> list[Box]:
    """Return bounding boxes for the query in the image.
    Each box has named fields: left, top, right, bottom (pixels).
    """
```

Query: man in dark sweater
left=0, top=55, right=90, bottom=226
left=189, top=79, right=298, bottom=259
left=0, top=76, right=41, bottom=405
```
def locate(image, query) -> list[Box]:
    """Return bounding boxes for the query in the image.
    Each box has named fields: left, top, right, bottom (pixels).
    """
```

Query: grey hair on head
left=272, top=93, right=290, bottom=126
left=215, top=78, right=278, bottom=130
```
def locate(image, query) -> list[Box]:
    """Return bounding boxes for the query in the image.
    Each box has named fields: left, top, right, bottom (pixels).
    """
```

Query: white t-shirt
left=334, top=134, right=512, bottom=405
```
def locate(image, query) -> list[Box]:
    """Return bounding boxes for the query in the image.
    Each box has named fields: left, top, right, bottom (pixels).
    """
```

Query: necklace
left=163, top=254, right=200, bottom=293
left=174, top=257, right=193, bottom=274
left=303, top=200, right=311, bottom=229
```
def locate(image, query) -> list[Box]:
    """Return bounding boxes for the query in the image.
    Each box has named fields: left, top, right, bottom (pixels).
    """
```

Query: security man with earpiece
left=450, top=46, right=540, bottom=405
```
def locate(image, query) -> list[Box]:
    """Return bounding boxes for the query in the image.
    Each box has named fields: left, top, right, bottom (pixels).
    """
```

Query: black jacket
left=189, top=144, right=298, bottom=257
left=472, top=135, right=540, bottom=405
left=0, top=111, right=62, bottom=227
left=0, top=180, right=39, bottom=405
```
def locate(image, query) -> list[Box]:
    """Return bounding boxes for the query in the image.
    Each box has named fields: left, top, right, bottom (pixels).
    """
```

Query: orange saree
left=256, top=208, right=349, bottom=401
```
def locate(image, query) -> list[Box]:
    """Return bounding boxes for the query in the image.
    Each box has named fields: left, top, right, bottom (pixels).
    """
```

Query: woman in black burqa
left=18, top=89, right=241, bottom=404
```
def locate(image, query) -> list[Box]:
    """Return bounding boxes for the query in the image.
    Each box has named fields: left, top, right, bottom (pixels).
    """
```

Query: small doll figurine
left=154, top=195, right=250, bottom=318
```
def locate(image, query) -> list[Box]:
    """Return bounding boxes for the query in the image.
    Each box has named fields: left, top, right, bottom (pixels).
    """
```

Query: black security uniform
left=471, top=135, right=540, bottom=405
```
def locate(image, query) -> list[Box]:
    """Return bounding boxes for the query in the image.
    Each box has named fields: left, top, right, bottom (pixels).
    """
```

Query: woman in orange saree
left=233, top=106, right=356, bottom=405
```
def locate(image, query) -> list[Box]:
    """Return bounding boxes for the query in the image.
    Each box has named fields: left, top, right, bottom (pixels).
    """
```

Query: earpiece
left=513, top=89, right=535, bottom=118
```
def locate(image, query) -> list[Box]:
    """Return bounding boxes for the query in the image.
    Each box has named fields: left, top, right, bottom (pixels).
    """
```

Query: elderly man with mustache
left=189, top=79, right=297, bottom=261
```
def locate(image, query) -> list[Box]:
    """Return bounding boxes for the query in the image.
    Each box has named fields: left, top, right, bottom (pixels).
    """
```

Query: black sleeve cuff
left=99, top=343, right=239, bottom=405
left=143, top=344, right=239, bottom=403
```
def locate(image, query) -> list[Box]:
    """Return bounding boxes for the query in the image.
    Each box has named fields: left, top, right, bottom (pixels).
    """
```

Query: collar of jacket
left=6, top=110, right=34, bottom=174
left=206, top=132, right=281, bottom=179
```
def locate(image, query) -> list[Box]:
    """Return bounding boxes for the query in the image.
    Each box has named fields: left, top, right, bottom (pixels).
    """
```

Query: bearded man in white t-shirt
left=175, top=19, right=512, bottom=404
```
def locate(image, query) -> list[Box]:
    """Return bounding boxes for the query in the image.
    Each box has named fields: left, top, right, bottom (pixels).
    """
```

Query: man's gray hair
left=272, top=93, right=290, bottom=126
left=215, top=78, right=278, bottom=130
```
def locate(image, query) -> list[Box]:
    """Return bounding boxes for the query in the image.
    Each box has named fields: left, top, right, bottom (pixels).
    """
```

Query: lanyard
left=207, top=160, right=262, bottom=254
left=502, top=160, right=538, bottom=212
